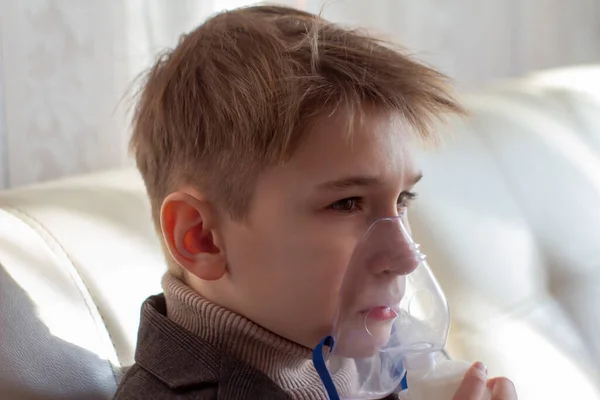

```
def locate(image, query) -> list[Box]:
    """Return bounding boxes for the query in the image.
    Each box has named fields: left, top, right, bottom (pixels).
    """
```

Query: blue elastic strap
left=400, top=373, right=408, bottom=390
left=312, top=336, right=340, bottom=400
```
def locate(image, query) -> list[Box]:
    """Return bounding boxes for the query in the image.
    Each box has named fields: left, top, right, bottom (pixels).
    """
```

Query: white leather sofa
left=1, top=65, right=599, bottom=399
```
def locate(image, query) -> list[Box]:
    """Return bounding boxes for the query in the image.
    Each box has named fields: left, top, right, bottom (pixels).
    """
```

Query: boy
left=114, top=5, right=517, bottom=400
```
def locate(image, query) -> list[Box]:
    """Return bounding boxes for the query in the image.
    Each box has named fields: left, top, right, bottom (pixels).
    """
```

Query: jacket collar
left=134, top=294, right=290, bottom=399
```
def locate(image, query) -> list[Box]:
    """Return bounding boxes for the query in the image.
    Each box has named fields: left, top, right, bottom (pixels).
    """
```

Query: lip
left=359, top=294, right=403, bottom=314
left=361, top=305, right=399, bottom=322
left=359, top=302, right=401, bottom=316
left=356, top=289, right=404, bottom=320
left=367, top=307, right=398, bottom=322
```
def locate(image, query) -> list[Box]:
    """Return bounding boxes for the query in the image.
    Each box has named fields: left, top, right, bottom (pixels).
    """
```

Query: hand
left=452, top=362, right=517, bottom=400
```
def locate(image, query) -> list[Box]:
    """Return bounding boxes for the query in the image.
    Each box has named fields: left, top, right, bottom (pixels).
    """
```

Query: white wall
left=0, top=0, right=598, bottom=188
left=0, top=1, right=130, bottom=189
left=313, top=0, right=600, bottom=90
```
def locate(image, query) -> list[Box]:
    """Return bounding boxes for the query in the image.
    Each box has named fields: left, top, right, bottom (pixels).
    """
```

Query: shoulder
left=113, top=362, right=291, bottom=400
left=113, top=364, right=218, bottom=400
left=117, top=295, right=290, bottom=400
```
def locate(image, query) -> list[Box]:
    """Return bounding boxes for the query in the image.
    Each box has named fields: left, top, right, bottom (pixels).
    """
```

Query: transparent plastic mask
left=312, top=215, right=451, bottom=400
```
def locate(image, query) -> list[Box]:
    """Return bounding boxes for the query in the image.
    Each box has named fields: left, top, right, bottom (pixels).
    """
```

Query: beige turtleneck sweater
left=162, top=273, right=352, bottom=399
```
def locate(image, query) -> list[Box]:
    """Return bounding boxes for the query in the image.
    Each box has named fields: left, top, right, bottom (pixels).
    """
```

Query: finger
left=452, top=362, right=488, bottom=400
left=486, top=377, right=502, bottom=389
left=489, top=377, right=517, bottom=400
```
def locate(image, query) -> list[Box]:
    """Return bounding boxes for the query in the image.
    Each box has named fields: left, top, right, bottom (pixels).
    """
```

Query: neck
left=162, top=273, right=337, bottom=399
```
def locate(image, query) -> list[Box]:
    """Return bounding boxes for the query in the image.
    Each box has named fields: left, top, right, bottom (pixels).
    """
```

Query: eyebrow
left=317, top=172, right=423, bottom=192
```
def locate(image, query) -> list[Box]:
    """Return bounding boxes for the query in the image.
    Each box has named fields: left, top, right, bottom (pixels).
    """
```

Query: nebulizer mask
left=312, top=215, right=490, bottom=400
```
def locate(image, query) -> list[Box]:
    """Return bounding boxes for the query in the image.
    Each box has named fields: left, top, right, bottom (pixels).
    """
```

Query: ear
left=160, top=190, right=227, bottom=280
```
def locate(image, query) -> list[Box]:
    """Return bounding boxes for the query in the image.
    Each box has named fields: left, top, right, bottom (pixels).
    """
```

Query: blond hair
left=130, top=5, right=464, bottom=276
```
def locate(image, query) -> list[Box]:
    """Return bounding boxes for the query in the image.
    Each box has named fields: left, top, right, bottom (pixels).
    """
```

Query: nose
left=364, top=217, right=422, bottom=276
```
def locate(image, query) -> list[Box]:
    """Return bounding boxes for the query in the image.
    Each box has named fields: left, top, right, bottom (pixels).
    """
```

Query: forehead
left=286, top=109, right=419, bottom=181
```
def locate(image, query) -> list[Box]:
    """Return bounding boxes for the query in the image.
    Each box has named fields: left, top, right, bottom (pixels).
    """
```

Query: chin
left=333, top=321, right=393, bottom=359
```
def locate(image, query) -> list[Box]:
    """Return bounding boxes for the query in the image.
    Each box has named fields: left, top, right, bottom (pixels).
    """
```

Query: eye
left=329, top=197, right=364, bottom=214
left=397, top=191, right=417, bottom=209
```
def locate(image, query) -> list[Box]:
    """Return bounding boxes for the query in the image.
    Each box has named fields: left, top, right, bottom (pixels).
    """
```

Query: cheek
left=219, top=224, right=263, bottom=272
left=276, top=232, right=352, bottom=284
left=285, top=231, right=359, bottom=315
left=260, top=218, right=356, bottom=304
left=276, top=236, right=354, bottom=336
left=223, top=218, right=354, bottom=285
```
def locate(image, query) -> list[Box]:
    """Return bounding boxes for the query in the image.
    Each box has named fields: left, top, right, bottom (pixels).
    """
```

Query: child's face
left=213, top=108, right=423, bottom=349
